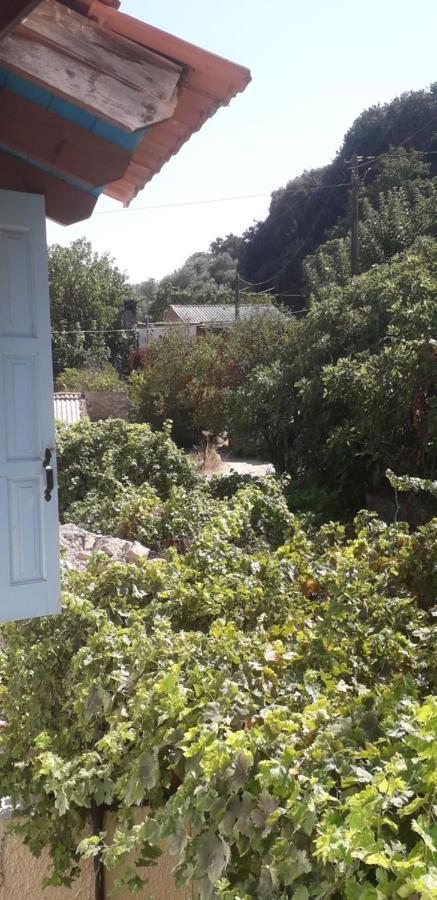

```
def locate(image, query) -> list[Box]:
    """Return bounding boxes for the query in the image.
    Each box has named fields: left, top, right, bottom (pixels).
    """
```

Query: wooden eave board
left=0, top=0, right=183, bottom=132
left=0, top=1, right=41, bottom=40
left=0, top=87, right=132, bottom=187
left=0, top=150, right=97, bottom=223
left=83, top=1, right=251, bottom=205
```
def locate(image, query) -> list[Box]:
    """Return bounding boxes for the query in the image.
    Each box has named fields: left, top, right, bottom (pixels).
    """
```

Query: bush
left=55, top=364, right=125, bottom=393
left=0, top=504, right=436, bottom=897
left=129, top=312, right=289, bottom=448
left=57, top=419, right=200, bottom=519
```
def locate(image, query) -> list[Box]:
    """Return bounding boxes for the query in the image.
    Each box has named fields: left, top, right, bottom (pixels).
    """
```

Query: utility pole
left=350, top=154, right=360, bottom=277
left=235, top=263, right=240, bottom=319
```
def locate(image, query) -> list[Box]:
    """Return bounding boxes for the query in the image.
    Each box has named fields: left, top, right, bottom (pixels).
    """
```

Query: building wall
left=138, top=324, right=196, bottom=349
left=0, top=818, right=193, bottom=900
left=84, top=392, right=129, bottom=422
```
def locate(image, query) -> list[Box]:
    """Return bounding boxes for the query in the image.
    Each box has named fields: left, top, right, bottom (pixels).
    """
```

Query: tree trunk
left=91, top=801, right=105, bottom=900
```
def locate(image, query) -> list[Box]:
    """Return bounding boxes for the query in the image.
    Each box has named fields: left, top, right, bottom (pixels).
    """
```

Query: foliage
left=137, top=247, right=273, bottom=322
left=0, top=489, right=436, bottom=897
left=62, top=435, right=292, bottom=553
left=225, top=238, right=437, bottom=510
left=49, top=239, right=136, bottom=376
left=130, top=236, right=437, bottom=512
left=56, top=419, right=200, bottom=519
left=55, top=363, right=125, bottom=394
left=238, top=85, right=437, bottom=306
left=133, top=277, right=159, bottom=320
left=129, top=310, right=288, bottom=447
left=304, top=165, right=437, bottom=299
left=386, top=470, right=437, bottom=499
left=147, top=250, right=238, bottom=321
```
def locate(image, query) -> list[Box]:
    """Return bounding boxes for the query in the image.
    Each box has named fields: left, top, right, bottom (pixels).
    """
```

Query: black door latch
left=43, top=448, right=54, bottom=502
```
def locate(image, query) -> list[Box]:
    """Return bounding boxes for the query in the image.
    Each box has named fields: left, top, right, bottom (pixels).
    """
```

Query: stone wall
left=0, top=816, right=193, bottom=900
left=84, top=391, right=129, bottom=422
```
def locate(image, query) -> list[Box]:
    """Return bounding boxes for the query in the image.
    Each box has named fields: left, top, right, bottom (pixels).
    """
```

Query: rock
left=123, top=541, right=150, bottom=563
left=83, top=532, right=95, bottom=552
left=59, top=524, right=151, bottom=572
left=93, top=535, right=130, bottom=557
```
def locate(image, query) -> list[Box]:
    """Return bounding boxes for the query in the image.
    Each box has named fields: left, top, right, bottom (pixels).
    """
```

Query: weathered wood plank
left=20, top=0, right=182, bottom=103
left=0, top=1, right=41, bottom=39
left=0, top=87, right=132, bottom=187
left=0, top=150, right=97, bottom=224
left=0, top=29, right=179, bottom=132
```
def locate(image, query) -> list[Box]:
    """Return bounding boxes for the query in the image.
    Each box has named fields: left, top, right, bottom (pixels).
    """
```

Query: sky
left=46, top=0, right=437, bottom=284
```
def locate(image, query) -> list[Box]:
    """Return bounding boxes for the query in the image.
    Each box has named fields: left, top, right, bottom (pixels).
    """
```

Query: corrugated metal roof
left=54, top=392, right=87, bottom=425
left=164, top=304, right=278, bottom=325
left=79, top=1, right=251, bottom=206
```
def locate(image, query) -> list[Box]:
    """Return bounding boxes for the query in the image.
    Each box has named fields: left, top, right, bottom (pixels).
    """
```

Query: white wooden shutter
left=0, top=190, right=60, bottom=622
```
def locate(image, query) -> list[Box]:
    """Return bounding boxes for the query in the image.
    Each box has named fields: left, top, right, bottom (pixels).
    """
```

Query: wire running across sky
left=93, top=182, right=351, bottom=217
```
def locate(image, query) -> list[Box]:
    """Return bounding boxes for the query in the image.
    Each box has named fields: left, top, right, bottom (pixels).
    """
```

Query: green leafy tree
left=129, top=309, right=287, bottom=446
left=239, top=84, right=437, bottom=305
left=49, top=239, right=136, bottom=376
left=133, top=277, right=159, bottom=320
left=56, top=418, right=200, bottom=518
left=265, top=238, right=437, bottom=510
left=304, top=151, right=437, bottom=298
left=147, top=250, right=239, bottom=321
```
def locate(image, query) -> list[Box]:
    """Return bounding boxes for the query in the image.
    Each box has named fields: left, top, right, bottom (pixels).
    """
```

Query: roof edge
left=87, top=1, right=251, bottom=100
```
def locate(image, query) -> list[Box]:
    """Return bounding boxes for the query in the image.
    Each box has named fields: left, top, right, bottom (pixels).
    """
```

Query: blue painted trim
left=0, top=143, right=102, bottom=196
left=0, top=68, right=147, bottom=151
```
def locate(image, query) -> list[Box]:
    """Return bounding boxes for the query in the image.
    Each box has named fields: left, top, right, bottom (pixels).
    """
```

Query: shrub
left=129, top=312, right=289, bottom=448
left=57, top=419, right=200, bottom=519
left=55, top=364, right=125, bottom=393
left=0, top=507, right=436, bottom=897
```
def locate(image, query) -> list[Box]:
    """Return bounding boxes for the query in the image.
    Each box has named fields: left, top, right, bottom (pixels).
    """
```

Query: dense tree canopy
left=130, top=237, right=437, bottom=515
left=49, top=239, right=136, bottom=375
left=237, top=85, right=437, bottom=308
left=135, top=250, right=238, bottom=321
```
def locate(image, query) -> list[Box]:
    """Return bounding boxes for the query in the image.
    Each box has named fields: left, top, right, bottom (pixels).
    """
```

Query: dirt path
left=214, top=455, right=275, bottom=477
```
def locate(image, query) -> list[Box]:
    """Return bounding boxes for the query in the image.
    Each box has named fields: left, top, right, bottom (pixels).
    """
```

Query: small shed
left=138, top=304, right=281, bottom=347
left=54, top=391, right=88, bottom=425
left=164, top=304, right=280, bottom=326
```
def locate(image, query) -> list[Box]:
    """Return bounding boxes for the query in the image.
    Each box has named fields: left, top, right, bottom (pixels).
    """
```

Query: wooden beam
left=0, top=0, right=182, bottom=133
left=0, top=150, right=97, bottom=224
left=58, top=0, right=120, bottom=13
left=0, top=1, right=41, bottom=40
left=0, top=87, right=132, bottom=188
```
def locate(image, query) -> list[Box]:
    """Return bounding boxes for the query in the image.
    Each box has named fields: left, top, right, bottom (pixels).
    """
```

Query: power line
left=347, top=122, right=437, bottom=172
left=51, top=301, right=309, bottom=336
left=240, top=274, right=277, bottom=287
left=240, top=285, right=277, bottom=294
left=90, top=117, right=437, bottom=221
left=93, top=182, right=350, bottom=217
left=51, top=327, right=139, bottom=334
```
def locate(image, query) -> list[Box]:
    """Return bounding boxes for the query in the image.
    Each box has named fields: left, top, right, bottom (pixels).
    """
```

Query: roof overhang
left=0, top=0, right=250, bottom=224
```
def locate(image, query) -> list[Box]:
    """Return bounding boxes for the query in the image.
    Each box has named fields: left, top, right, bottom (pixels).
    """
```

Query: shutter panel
left=0, top=190, right=60, bottom=622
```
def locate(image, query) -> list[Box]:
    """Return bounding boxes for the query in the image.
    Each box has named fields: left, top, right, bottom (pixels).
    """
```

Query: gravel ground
left=217, top=456, right=275, bottom=477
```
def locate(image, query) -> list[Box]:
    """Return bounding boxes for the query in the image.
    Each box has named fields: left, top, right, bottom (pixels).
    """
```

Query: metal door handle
left=43, top=448, right=54, bottom=502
